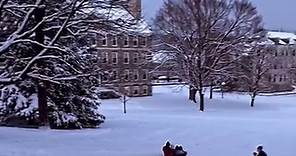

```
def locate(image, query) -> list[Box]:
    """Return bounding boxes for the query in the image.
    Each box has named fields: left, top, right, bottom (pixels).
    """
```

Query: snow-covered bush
left=47, top=82, right=105, bottom=129
left=0, top=82, right=39, bottom=126
left=0, top=81, right=105, bottom=129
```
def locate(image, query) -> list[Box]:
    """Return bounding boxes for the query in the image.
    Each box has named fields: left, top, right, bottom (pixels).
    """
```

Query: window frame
left=124, top=70, right=129, bottom=81
left=102, top=34, right=107, bottom=46
left=142, top=85, right=148, bottom=95
left=142, top=70, right=148, bottom=80
left=133, top=53, right=139, bottom=64
left=133, top=36, right=138, bottom=47
left=111, top=52, right=118, bottom=64
left=123, top=52, right=130, bottom=64
left=123, top=35, right=129, bottom=47
left=102, top=52, right=108, bottom=64
left=134, top=70, right=139, bottom=80
left=111, top=35, right=118, bottom=47
left=133, top=86, right=140, bottom=96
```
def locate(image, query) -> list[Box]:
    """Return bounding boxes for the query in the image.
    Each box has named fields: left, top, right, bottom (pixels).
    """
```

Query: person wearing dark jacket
left=174, top=145, right=187, bottom=156
left=256, top=145, right=268, bottom=156
left=162, top=141, right=174, bottom=156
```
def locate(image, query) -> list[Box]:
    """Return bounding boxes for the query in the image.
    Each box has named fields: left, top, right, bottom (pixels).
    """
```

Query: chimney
left=127, top=0, right=141, bottom=19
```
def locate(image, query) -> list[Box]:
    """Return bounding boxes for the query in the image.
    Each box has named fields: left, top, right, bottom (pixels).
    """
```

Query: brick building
left=263, top=31, right=296, bottom=91
left=97, top=0, right=153, bottom=97
left=233, top=31, right=296, bottom=92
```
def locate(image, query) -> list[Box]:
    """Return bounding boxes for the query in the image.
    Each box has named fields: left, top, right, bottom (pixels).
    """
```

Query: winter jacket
left=175, top=150, right=187, bottom=156
left=162, top=146, right=174, bottom=156
left=257, top=151, right=267, bottom=156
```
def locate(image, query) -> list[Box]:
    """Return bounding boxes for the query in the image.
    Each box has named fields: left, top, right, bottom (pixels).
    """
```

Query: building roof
left=98, top=7, right=151, bottom=34
left=267, top=31, right=296, bottom=45
left=84, top=2, right=152, bottom=35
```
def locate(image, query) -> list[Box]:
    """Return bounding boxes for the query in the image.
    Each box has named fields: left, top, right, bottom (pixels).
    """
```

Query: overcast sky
left=142, top=0, right=296, bottom=31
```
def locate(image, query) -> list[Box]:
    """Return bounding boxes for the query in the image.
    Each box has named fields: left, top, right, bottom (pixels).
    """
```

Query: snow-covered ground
left=1, top=85, right=296, bottom=156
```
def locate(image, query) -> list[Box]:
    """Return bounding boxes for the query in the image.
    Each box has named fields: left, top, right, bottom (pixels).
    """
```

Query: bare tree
left=154, top=0, right=265, bottom=111
left=236, top=45, right=271, bottom=107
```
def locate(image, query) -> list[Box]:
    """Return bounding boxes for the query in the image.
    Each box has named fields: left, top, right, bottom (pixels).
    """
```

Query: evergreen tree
left=0, top=0, right=137, bottom=128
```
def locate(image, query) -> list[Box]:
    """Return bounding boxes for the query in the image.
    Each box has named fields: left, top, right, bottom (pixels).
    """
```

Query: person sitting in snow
left=256, top=145, right=267, bottom=156
left=174, top=145, right=187, bottom=156
left=162, top=141, right=174, bottom=156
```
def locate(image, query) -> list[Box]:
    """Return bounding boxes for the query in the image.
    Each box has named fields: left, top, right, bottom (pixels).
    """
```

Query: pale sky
left=142, top=0, right=296, bottom=31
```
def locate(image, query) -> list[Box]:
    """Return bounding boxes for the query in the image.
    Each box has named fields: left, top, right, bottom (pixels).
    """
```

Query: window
left=102, top=34, right=107, bottom=46
left=134, top=70, right=139, bottom=80
left=111, top=70, right=117, bottom=81
left=102, top=52, right=108, bottom=63
left=284, top=75, right=287, bottom=81
left=140, top=36, right=146, bottom=46
left=147, top=52, right=152, bottom=61
left=274, top=65, right=277, bottom=69
left=133, top=36, right=138, bottom=46
left=279, top=75, right=282, bottom=82
left=142, top=70, right=148, bottom=80
left=112, top=52, right=118, bottom=64
left=293, top=50, right=296, bottom=56
left=111, top=35, right=117, bottom=46
left=273, top=75, right=277, bottom=82
left=123, top=35, right=129, bottom=46
left=124, top=86, right=130, bottom=95
left=268, top=76, right=272, bottom=82
left=141, top=53, right=147, bottom=61
left=90, top=34, right=97, bottom=47
left=124, top=70, right=129, bottom=81
left=142, top=86, right=148, bottom=95
left=123, top=52, right=129, bottom=64
left=133, top=86, right=139, bottom=95
left=274, top=51, right=277, bottom=56
left=133, top=53, right=139, bottom=63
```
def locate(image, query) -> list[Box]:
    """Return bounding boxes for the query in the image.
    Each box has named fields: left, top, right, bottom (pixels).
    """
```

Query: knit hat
left=257, top=145, right=263, bottom=150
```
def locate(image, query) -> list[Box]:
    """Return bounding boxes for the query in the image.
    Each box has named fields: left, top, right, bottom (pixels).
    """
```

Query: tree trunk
left=250, top=92, right=256, bottom=107
left=123, top=95, right=127, bottom=114
left=38, top=83, right=48, bottom=125
left=209, top=84, right=213, bottom=99
left=34, top=2, right=48, bottom=125
left=33, top=2, right=45, bottom=53
left=189, top=86, right=197, bottom=103
left=199, top=90, right=204, bottom=111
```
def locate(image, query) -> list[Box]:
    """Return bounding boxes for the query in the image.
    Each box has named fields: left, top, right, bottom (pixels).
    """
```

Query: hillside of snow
left=0, top=85, right=296, bottom=156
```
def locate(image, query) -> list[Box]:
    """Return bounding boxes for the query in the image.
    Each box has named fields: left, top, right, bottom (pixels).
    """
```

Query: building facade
left=235, top=31, right=296, bottom=92
left=96, top=0, right=153, bottom=97
left=263, top=32, right=296, bottom=91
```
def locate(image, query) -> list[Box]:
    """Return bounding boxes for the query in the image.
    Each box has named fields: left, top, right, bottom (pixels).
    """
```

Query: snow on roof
left=260, top=38, right=275, bottom=45
left=267, top=31, right=296, bottom=45
left=89, top=5, right=152, bottom=35
left=268, top=31, right=296, bottom=39
left=278, top=39, right=287, bottom=45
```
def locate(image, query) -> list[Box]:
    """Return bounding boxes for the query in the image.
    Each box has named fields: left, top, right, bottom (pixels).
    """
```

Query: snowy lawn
left=1, top=85, right=296, bottom=156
